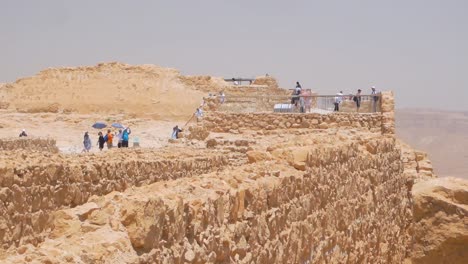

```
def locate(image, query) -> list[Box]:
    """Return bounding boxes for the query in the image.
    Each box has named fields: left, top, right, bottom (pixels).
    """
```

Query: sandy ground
left=0, top=111, right=194, bottom=153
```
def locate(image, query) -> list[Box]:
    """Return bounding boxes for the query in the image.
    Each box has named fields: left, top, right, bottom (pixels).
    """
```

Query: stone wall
left=0, top=138, right=59, bottom=153
left=198, top=90, right=396, bottom=136
left=201, top=112, right=383, bottom=133
left=0, top=149, right=228, bottom=248
left=1, top=136, right=412, bottom=263
left=145, top=137, right=409, bottom=263
left=381, top=91, right=395, bottom=134
left=398, top=140, right=436, bottom=183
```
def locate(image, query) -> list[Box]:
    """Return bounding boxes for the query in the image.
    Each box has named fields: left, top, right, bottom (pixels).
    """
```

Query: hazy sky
left=1, top=0, right=467, bottom=110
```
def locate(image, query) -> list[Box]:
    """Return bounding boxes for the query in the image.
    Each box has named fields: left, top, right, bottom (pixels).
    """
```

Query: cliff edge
left=411, top=177, right=468, bottom=264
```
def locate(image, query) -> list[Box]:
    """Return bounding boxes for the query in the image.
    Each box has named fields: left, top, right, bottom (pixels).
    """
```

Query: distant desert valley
left=397, top=109, right=468, bottom=179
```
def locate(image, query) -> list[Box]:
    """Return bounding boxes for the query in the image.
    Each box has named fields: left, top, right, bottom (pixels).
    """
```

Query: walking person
left=116, top=129, right=123, bottom=148
left=122, top=127, right=131, bottom=148
left=105, top=129, right=113, bottom=149
left=82, top=132, right=92, bottom=152
left=371, top=86, right=379, bottom=112
left=172, top=125, right=182, bottom=139
left=195, top=107, right=203, bottom=122
left=353, top=89, right=362, bottom=112
left=334, top=91, right=343, bottom=112
left=97, top=132, right=105, bottom=151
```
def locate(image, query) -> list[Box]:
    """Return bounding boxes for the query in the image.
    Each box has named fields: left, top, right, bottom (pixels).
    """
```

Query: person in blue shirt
left=122, top=127, right=131, bottom=148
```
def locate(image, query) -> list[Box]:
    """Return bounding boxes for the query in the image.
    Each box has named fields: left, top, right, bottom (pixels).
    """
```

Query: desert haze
left=396, top=108, right=468, bottom=179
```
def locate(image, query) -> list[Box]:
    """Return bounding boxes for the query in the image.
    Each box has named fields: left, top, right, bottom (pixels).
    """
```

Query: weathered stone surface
left=0, top=138, right=59, bottom=153
left=0, top=147, right=228, bottom=248
left=380, top=91, right=395, bottom=135
left=201, top=112, right=383, bottom=134
left=1, top=135, right=413, bottom=264
left=246, top=151, right=271, bottom=163
left=411, top=177, right=468, bottom=264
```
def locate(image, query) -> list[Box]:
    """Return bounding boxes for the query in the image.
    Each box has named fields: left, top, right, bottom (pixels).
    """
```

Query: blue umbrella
left=92, top=122, right=107, bottom=129
left=111, top=123, right=125, bottom=129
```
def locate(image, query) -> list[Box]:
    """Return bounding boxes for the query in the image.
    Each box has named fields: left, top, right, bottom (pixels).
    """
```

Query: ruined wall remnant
left=398, top=140, right=437, bottom=183
left=201, top=112, right=383, bottom=133
left=0, top=148, right=228, bottom=248
left=2, top=136, right=413, bottom=264
left=252, top=76, right=279, bottom=89
left=0, top=138, right=59, bottom=153
left=381, top=91, right=395, bottom=135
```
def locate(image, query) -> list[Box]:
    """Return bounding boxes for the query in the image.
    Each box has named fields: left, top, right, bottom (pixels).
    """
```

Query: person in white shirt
left=195, top=107, right=203, bottom=122
left=219, top=91, right=225, bottom=104
left=116, top=129, right=123, bottom=148
left=334, top=91, right=343, bottom=111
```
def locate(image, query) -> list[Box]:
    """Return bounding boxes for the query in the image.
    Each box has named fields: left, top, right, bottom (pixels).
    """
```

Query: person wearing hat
left=19, top=129, right=27, bottom=137
left=371, top=86, right=379, bottom=112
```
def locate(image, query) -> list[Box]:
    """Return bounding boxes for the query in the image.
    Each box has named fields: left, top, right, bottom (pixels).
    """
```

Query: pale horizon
left=1, top=0, right=467, bottom=110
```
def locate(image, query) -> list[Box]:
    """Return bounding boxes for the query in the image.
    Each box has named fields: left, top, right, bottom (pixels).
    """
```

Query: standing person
left=172, top=125, right=182, bottom=139
left=353, top=89, right=362, bottom=112
left=291, top=82, right=302, bottom=107
left=295, top=82, right=302, bottom=94
left=97, top=132, right=105, bottom=151
left=371, top=86, right=379, bottom=112
left=19, top=129, right=28, bottom=137
left=334, top=91, right=343, bottom=112
left=122, top=127, right=131, bottom=148
left=195, top=107, right=203, bottom=122
left=106, top=129, right=113, bottom=149
left=83, top=132, right=92, bottom=152
left=219, top=91, right=225, bottom=104
left=116, top=129, right=123, bottom=148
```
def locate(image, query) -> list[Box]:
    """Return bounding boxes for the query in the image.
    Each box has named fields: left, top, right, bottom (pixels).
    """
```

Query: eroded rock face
left=398, top=140, right=437, bottom=183
left=1, top=134, right=413, bottom=264
left=411, top=177, right=468, bottom=264
left=0, top=138, right=59, bottom=153
left=0, top=147, right=228, bottom=248
left=1, top=62, right=208, bottom=119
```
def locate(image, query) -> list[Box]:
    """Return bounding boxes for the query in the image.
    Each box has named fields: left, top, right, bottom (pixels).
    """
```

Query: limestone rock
left=246, top=151, right=271, bottom=163
left=411, top=177, right=468, bottom=264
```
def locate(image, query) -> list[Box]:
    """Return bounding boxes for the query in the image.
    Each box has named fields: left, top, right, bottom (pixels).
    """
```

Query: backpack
left=103, top=134, right=108, bottom=142
left=353, top=96, right=357, bottom=102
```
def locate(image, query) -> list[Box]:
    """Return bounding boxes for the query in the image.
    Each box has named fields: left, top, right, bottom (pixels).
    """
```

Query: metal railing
left=216, top=94, right=382, bottom=113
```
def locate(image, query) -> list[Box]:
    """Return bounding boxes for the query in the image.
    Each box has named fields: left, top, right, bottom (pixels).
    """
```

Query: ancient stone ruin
left=0, top=64, right=466, bottom=263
